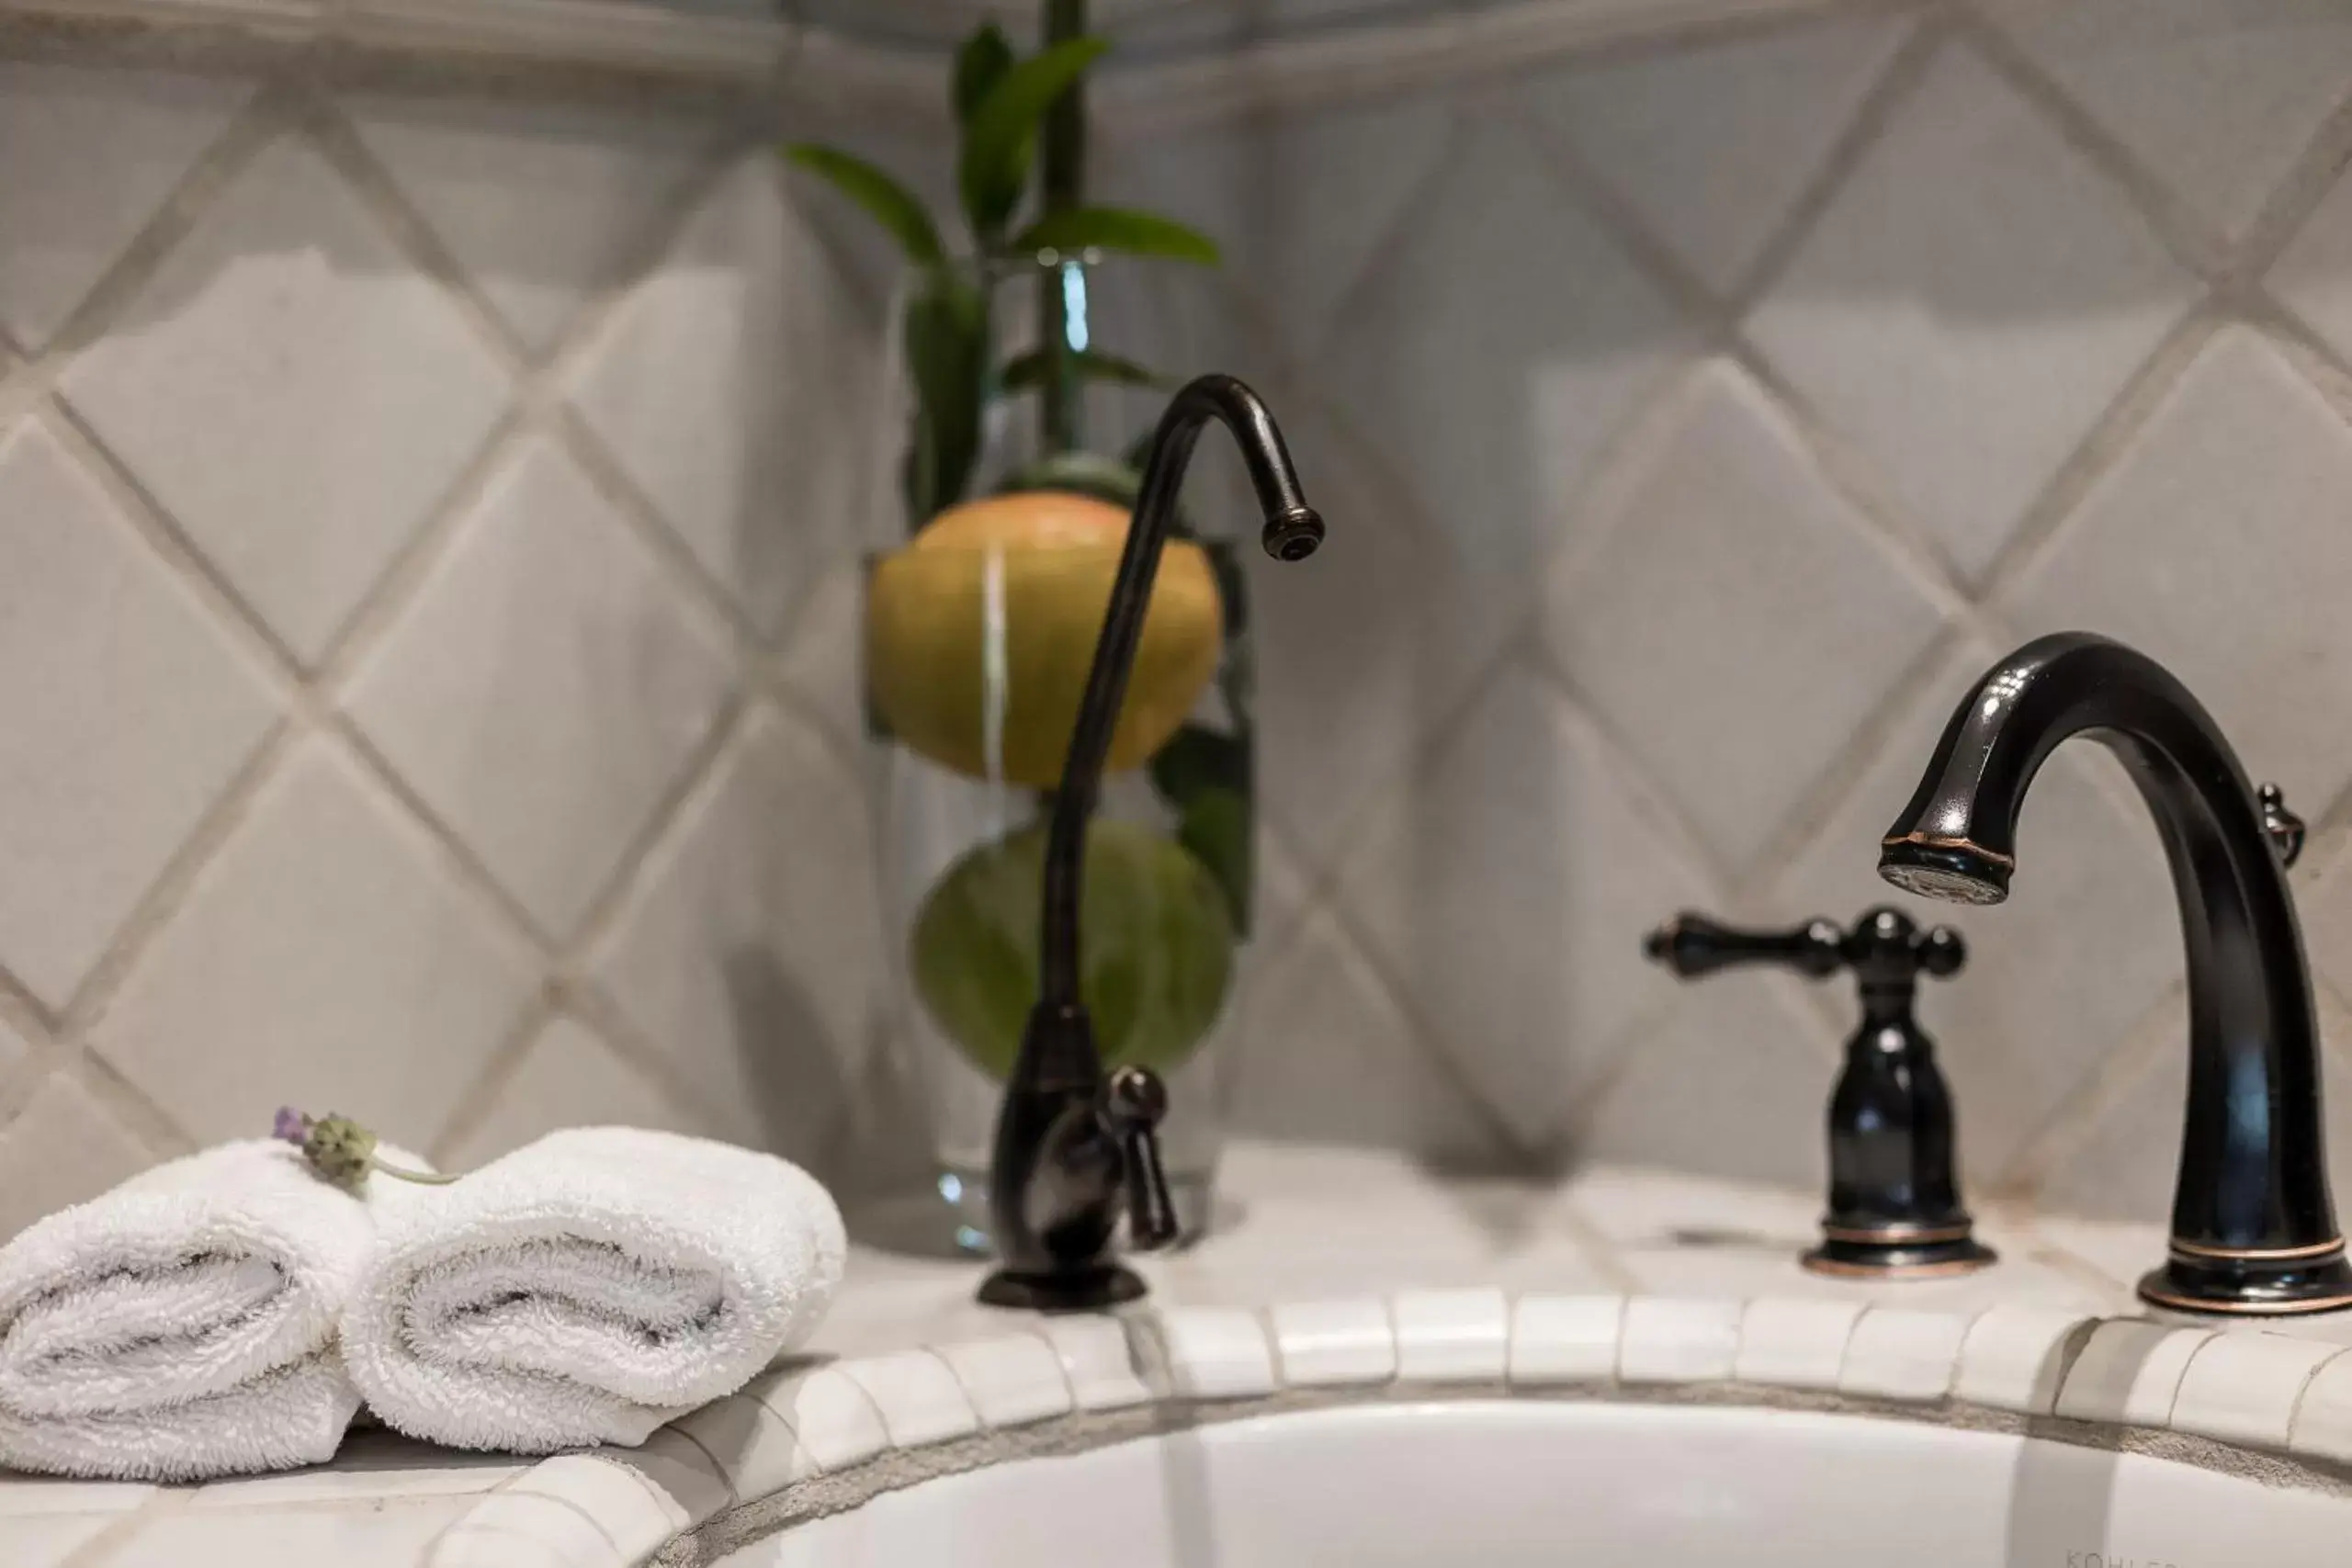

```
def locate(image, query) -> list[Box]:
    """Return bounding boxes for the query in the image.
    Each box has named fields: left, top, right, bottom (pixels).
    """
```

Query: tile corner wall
left=16, top=0, right=2352, bottom=1237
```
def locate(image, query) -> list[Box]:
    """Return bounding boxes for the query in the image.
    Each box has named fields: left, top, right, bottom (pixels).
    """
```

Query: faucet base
left=2138, top=1253, right=2352, bottom=1316
left=978, top=1262, right=1148, bottom=1314
left=1803, top=1232, right=1996, bottom=1280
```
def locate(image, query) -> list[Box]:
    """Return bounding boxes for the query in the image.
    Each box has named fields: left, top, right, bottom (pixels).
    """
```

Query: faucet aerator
left=1878, top=842, right=2009, bottom=907
left=1264, top=507, right=1325, bottom=561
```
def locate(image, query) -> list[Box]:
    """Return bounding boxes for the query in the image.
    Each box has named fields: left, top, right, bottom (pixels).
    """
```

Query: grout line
left=424, top=991, right=557, bottom=1168
left=1723, top=3, right=1945, bottom=317
left=1953, top=7, right=2226, bottom=277
left=0, top=77, right=291, bottom=418
left=55, top=720, right=303, bottom=1041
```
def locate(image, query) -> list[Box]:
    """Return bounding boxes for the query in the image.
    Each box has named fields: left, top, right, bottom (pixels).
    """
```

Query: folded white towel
left=343, top=1127, right=844, bottom=1453
left=0, top=1138, right=408, bottom=1481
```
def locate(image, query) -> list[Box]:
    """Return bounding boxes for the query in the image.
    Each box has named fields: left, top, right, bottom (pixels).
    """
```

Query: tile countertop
left=9, top=1141, right=2352, bottom=1567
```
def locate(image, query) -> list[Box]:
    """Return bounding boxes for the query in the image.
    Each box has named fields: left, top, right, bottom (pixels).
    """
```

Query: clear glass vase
left=861, top=255, right=1252, bottom=1254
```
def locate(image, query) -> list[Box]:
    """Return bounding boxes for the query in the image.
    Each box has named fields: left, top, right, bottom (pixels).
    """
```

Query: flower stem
left=1037, top=0, right=1089, bottom=457
left=369, top=1155, right=460, bottom=1186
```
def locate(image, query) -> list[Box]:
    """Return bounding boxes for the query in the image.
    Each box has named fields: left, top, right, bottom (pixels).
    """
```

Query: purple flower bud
left=273, top=1106, right=308, bottom=1145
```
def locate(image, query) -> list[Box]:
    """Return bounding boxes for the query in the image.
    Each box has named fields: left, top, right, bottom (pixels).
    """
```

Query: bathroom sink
left=718, top=1399, right=2351, bottom=1566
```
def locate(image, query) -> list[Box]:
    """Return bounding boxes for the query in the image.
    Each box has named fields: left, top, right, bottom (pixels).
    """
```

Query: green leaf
left=901, top=268, right=991, bottom=526
left=957, top=36, right=1111, bottom=241
left=1150, top=724, right=1250, bottom=810
left=781, top=144, right=943, bottom=265
left=1012, top=206, right=1222, bottom=265
left=953, top=22, right=1015, bottom=123
left=1001, top=346, right=1169, bottom=392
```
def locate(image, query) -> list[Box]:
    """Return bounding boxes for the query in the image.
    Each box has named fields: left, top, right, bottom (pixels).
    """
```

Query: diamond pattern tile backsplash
left=14, top=1, right=2352, bottom=1241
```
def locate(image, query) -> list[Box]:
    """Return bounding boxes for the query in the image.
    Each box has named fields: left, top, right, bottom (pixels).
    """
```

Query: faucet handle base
left=976, top=1261, right=1148, bottom=1314
left=1804, top=1228, right=1996, bottom=1280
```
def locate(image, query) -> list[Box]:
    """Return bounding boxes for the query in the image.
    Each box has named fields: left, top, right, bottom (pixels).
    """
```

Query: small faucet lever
left=1103, top=1066, right=1178, bottom=1250
left=2262, top=783, right=2307, bottom=868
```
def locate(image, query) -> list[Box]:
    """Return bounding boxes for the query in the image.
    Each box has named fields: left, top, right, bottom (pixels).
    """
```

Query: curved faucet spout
left=1879, top=631, right=2352, bottom=1314
left=978, top=374, right=1323, bottom=1314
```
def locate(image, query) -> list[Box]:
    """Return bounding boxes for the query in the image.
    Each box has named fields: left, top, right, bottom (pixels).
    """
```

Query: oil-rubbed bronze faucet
left=977, top=374, right=1323, bottom=1314
left=1880, top=631, right=2352, bottom=1314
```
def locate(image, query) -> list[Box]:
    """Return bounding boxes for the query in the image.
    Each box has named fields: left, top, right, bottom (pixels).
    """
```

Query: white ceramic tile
left=1245, top=396, right=1512, bottom=879
left=932, top=1334, right=1073, bottom=1428
left=88, top=739, right=540, bottom=1150
left=1953, top=1305, right=2096, bottom=1416
left=674, top=1392, right=810, bottom=1503
left=62, top=135, right=511, bottom=666
left=1521, top=12, right=1910, bottom=293
left=590, top=711, right=879, bottom=1161
left=1224, top=903, right=1498, bottom=1162
left=189, top=1431, right=522, bottom=1505
left=510, top=1450, right=689, bottom=1553
left=1987, top=0, right=2352, bottom=240
left=0, top=1480, right=153, bottom=1517
left=2001, top=327, right=2352, bottom=831
left=1269, top=1298, right=1398, bottom=1388
left=568, top=154, right=878, bottom=638
left=2287, top=1346, right=2352, bottom=1462
left=1098, top=92, right=1457, bottom=364
left=0, top=59, right=247, bottom=348
left=1152, top=1306, right=1278, bottom=1400
left=0, top=1012, right=26, bottom=1084
left=1618, top=1296, right=1743, bottom=1384
left=0, top=1073, right=157, bottom=1244
left=442, top=1016, right=703, bottom=1169
left=1747, top=39, right=2196, bottom=582
left=606, top=1426, right=733, bottom=1526
left=1544, top=360, right=1948, bottom=874
left=434, top=1493, right=617, bottom=1568
left=2273, top=164, right=2352, bottom=362
left=1736, top=1297, right=1867, bottom=1392
left=1580, top=977, right=1832, bottom=1195
left=839, top=1349, right=982, bottom=1449
left=1769, top=636, right=2181, bottom=1184
left=1567, top=1166, right=1824, bottom=1249
left=1036, top=1316, right=1155, bottom=1411
left=2167, top=1332, right=2343, bottom=1450
left=1331, top=655, right=1713, bottom=1148
left=102, top=1495, right=474, bottom=1566
left=1838, top=1307, right=1970, bottom=1403
left=1389, top=1287, right=1509, bottom=1383
left=1324, top=109, right=1691, bottom=604
left=1509, top=1294, right=1624, bottom=1386
left=0, top=418, right=279, bottom=1009
left=3, top=1511, right=121, bottom=1568
left=350, top=91, right=719, bottom=353
left=748, top=1365, right=889, bottom=1472
left=346, top=437, right=735, bottom=937
left=2055, top=1320, right=2217, bottom=1427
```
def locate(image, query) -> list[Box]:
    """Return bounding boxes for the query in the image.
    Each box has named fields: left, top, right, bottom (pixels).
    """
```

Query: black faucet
left=976, top=374, right=1324, bottom=1314
left=1880, top=631, right=2352, bottom=1315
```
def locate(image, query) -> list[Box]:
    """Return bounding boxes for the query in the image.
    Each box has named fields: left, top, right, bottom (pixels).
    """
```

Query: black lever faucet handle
left=1643, top=912, right=1844, bottom=979
left=1102, top=1066, right=1178, bottom=1252
left=2260, top=784, right=2306, bottom=868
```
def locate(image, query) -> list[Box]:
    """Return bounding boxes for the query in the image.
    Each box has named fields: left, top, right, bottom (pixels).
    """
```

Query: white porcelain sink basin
left=719, top=1400, right=2352, bottom=1566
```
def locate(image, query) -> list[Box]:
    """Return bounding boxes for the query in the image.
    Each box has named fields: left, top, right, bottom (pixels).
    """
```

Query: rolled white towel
left=0, top=1138, right=407, bottom=1481
left=344, top=1127, right=844, bottom=1452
